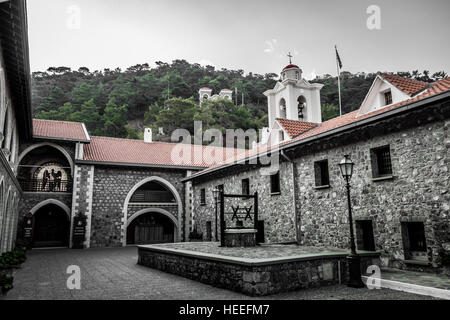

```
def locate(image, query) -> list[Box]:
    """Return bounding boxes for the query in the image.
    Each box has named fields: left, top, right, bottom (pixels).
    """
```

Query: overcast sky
left=27, top=0, right=450, bottom=78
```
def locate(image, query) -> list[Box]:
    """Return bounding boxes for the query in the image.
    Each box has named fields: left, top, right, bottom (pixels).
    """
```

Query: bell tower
left=263, top=53, right=324, bottom=129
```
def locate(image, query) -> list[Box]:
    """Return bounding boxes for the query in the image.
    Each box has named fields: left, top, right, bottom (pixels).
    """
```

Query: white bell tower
left=199, top=87, right=212, bottom=103
left=264, top=53, right=324, bottom=129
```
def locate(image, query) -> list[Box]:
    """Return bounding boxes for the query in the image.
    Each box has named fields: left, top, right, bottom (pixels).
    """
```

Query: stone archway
left=18, top=142, right=74, bottom=175
left=29, top=199, right=71, bottom=248
left=29, top=199, right=71, bottom=218
left=121, top=176, right=182, bottom=246
left=126, top=208, right=179, bottom=245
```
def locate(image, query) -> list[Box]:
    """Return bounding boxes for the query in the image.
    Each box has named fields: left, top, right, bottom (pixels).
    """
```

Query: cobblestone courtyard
left=1, top=247, right=439, bottom=300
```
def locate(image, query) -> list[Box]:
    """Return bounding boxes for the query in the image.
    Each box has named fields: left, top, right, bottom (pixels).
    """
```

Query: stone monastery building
left=0, top=0, right=449, bottom=273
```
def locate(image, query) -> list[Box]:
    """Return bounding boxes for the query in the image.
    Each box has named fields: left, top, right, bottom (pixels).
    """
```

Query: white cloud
left=197, top=59, right=215, bottom=67
left=307, top=69, right=317, bottom=80
left=264, top=39, right=277, bottom=53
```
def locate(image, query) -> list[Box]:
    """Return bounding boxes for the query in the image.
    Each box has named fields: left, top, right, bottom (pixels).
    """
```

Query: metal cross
left=231, top=205, right=240, bottom=221
left=287, top=52, right=293, bottom=64
left=244, top=206, right=253, bottom=221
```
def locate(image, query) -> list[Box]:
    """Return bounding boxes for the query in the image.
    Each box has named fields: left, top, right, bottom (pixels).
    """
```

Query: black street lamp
left=338, top=154, right=365, bottom=288
left=212, top=187, right=220, bottom=241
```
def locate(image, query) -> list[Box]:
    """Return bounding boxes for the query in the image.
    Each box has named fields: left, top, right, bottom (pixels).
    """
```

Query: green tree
left=72, top=82, right=102, bottom=107
left=70, top=99, right=102, bottom=134
left=102, top=98, right=128, bottom=137
left=322, top=103, right=339, bottom=121
left=125, top=125, right=142, bottom=139
left=154, top=97, right=200, bottom=135
left=35, top=102, right=75, bottom=121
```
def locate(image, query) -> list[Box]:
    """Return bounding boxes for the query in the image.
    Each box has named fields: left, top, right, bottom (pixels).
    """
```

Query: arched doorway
left=126, top=211, right=176, bottom=245
left=122, top=176, right=182, bottom=246
left=32, top=203, right=70, bottom=248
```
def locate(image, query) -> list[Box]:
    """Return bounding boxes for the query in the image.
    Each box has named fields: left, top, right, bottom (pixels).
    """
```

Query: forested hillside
left=32, top=60, right=447, bottom=140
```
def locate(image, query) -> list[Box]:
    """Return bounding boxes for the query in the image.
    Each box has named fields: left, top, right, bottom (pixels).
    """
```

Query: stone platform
left=137, top=242, right=381, bottom=296
left=224, top=229, right=257, bottom=247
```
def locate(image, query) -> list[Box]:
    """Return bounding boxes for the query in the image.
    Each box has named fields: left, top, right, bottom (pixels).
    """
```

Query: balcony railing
left=19, top=179, right=72, bottom=193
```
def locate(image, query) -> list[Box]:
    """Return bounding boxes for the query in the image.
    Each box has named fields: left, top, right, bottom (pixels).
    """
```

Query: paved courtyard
left=1, top=247, right=440, bottom=300
left=150, top=242, right=347, bottom=259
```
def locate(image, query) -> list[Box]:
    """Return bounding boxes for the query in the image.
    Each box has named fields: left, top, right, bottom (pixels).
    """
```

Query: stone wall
left=192, top=161, right=298, bottom=244
left=90, top=165, right=188, bottom=247
left=190, top=102, right=450, bottom=269
left=138, top=246, right=380, bottom=296
left=70, top=164, right=94, bottom=248
left=296, top=118, right=450, bottom=269
left=16, top=139, right=76, bottom=247
left=0, top=156, right=21, bottom=253
left=0, top=49, right=23, bottom=253
left=17, top=192, right=72, bottom=247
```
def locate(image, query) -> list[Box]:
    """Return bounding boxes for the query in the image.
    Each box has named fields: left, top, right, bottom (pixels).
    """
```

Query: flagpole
left=337, top=62, right=342, bottom=116
left=335, top=46, right=342, bottom=116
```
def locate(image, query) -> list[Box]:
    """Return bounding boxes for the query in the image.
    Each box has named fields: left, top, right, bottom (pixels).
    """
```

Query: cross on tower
left=287, top=52, right=293, bottom=64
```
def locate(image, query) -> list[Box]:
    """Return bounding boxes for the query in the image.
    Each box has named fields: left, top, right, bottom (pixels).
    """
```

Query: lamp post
left=338, top=154, right=365, bottom=288
left=212, top=187, right=220, bottom=241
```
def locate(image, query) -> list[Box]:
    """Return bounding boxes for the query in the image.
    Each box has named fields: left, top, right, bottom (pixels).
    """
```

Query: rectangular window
left=206, top=221, right=212, bottom=241
left=370, top=145, right=393, bottom=178
left=401, top=222, right=427, bottom=261
left=200, top=188, right=206, bottom=206
left=407, top=222, right=427, bottom=252
left=242, top=178, right=250, bottom=195
left=355, top=220, right=376, bottom=251
left=270, top=171, right=281, bottom=194
left=314, top=159, right=330, bottom=187
left=384, top=90, right=392, bottom=105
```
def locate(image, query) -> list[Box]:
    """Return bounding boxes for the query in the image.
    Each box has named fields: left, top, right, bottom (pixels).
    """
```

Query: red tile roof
left=33, top=76, right=450, bottom=174
left=287, top=77, right=450, bottom=143
left=282, top=64, right=300, bottom=71
left=191, top=77, right=450, bottom=178
left=33, top=119, right=90, bottom=142
left=276, top=118, right=318, bottom=138
left=379, top=73, right=429, bottom=96
left=83, top=136, right=242, bottom=168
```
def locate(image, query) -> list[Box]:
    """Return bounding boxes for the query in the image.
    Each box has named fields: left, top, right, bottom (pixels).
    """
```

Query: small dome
left=282, top=64, right=300, bottom=71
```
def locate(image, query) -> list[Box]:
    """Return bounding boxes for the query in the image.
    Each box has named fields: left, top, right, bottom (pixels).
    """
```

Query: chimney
left=144, top=128, right=152, bottom=143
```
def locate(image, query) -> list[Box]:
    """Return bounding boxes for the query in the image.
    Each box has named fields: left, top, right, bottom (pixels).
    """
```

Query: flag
left=335, top=45, right=343, bottom=69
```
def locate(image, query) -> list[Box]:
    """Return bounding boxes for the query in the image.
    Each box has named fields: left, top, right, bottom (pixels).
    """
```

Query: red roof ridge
left=275, top=118, right=318, bottom=138
left=34, top=118, right=84, bottom=125
left=276, top=118, right=318, bottom=125
left=90, top=135, right=236, bottom=150
left=379, top=73, right=430, bottom=96
left=33, top=118, right=89, bottom=141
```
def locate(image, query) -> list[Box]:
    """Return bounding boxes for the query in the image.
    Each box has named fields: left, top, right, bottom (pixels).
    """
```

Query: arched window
left=18, top=144, right=73, bottom=192
left=279, top=98, right=286, bottom=119
left=0, top=180, right=4, bottom=251
left=202, top=94, right=209, bottom=101
left=130, top=180, right=176, bottom=203
left=2, top=106, right=10, bottom=149
left=297, top=96, right=306, bottom=120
